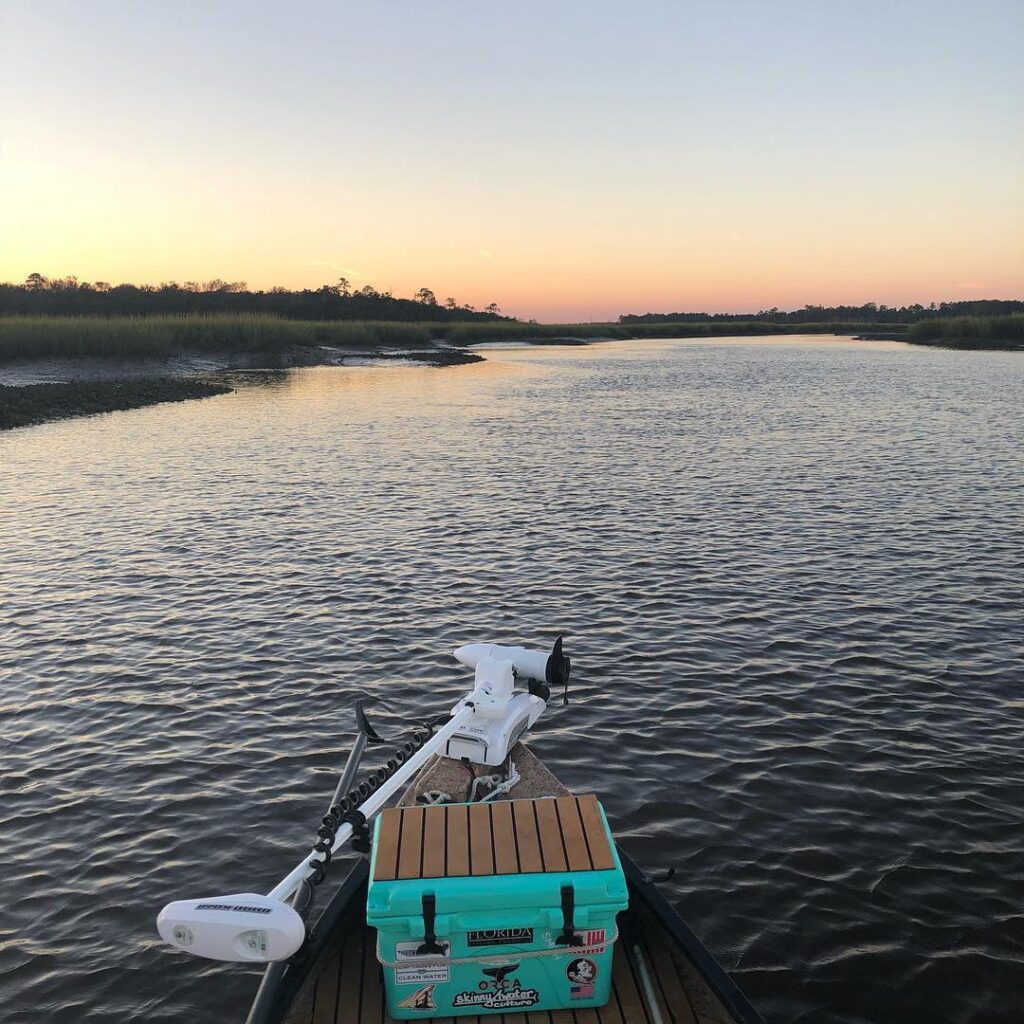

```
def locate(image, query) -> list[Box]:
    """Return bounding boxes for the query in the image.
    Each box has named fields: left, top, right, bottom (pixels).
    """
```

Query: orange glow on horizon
left=2, top=5, right=1021, bottom=322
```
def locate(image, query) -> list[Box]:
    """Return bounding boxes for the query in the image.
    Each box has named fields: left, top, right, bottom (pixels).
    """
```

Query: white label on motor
left=395, top=964, right=450, bottom=985
left=395, top=940, right=451, bottom=960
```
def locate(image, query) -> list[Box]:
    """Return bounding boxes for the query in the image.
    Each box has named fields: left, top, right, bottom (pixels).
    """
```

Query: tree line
left=0, top=274, right=506, bottom=322
left=620, top=300, right=1024, bottom=325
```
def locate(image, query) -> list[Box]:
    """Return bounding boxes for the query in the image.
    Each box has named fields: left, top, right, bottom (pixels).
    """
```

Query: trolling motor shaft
left=156, top=636, right=568, bottom=964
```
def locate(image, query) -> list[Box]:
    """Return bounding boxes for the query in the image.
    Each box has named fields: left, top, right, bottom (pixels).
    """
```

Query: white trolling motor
left=156, top=636, right=570, bottom=965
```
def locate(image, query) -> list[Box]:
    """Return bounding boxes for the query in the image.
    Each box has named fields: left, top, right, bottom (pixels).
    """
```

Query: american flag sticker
left=579, top=928, right=607, bottom=952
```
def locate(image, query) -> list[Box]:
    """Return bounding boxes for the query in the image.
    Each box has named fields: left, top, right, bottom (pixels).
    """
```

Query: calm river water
left=2, top=337, right=1022, bottom=1024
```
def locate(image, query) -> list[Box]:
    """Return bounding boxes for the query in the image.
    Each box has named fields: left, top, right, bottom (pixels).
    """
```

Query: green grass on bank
left=908, top=314, right=1024, bottom=349
left=0, top=314, right=440, bottom=361
left=0, top=313, right=912, bottom=362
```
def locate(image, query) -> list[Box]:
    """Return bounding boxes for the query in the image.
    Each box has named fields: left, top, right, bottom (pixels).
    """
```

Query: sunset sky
left=2, top=1, right=1022, bottom=322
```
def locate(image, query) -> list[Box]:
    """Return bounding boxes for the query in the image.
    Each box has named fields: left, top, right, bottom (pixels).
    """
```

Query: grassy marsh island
left=907, top=313, right=1024, bottom=350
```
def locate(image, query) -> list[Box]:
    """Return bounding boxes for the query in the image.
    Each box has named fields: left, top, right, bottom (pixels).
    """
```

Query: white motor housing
left=445, top=640, right=568, bottom=765
left=454, top=642, right=552, bottom=683
left=446, top=689, right=545, bottom=766
left=157, top=893, right=305, bottom=962
left=468, top=657, right=516, bottom=718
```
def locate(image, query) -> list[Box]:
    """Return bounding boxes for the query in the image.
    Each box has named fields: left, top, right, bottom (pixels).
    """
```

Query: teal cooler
left=367, top=797, right=628, bottom=1018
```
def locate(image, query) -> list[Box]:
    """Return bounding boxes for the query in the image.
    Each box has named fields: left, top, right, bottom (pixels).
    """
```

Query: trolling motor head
left=156, top=893, right=305, bottom=962
left=445, top=636, right=570, bottom=765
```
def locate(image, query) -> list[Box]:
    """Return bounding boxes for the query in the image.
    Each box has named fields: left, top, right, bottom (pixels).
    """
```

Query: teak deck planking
left=373, top=795, right=614, bottom=881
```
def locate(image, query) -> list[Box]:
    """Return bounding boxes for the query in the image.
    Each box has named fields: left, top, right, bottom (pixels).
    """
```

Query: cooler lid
left=367, top=795, right=627, bottom=919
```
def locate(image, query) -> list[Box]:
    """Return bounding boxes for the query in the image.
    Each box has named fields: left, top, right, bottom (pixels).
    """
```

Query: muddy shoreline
left=0, top=344, right=484, bottom=431
left=0, top=379, right=235, bottom=431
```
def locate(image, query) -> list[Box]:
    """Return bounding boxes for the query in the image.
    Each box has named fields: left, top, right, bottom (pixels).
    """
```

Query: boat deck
left=282, top=887, right=734, bottom=1024
left=277, top=748, right=742, bottom=1024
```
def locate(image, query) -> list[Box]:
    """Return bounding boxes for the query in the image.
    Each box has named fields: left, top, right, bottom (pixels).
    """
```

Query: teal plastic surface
left=368, top=800, right=628, bottom=1018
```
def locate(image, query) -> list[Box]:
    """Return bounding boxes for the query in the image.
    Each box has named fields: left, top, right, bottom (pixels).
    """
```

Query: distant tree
left=444, top=297, right=458, bottom=309
left=357, top=284, right=380, bottom=298
left=484, top=302, right=500, bottom=315
left=25, top=272, right=48, bottom=291
left=336, top=277, right=351, bottom=296
left=414, top=287, right=438, bottom=305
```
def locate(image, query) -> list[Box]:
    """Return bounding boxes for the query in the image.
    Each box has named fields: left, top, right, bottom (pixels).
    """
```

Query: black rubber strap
left=556, top=884, right=583, bottom=946
left=417, top=894, right=445, bottom=955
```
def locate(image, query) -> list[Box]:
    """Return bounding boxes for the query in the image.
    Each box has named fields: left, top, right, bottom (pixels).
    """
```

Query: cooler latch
left=555, top=884, right=583, bottom=946
left=416, top=894, right=445, bottom=955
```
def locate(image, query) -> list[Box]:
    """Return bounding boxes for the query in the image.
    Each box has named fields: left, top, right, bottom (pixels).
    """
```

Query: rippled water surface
left=3, top=337, right=1023, bottom=1024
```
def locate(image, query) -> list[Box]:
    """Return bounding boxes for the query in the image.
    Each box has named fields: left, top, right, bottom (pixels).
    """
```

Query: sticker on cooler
left=396, top=963, right=450, bottom=985
left=397, top=985, right=437, bottom=1011
left=452, top=962, right=540, bottom=1011
left=578, top=928, right=607, bottom=952
left=467, top=928, right=534, bottom=947
left=567, top=957, right=598, bottom=999
left=393, top=939, right=450, bottom=986
left=395, top=939, right=451, bottom=960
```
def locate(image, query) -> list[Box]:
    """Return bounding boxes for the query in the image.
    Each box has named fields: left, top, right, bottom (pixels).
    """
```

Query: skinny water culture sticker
left=452, top=963, right=540, bottom=1010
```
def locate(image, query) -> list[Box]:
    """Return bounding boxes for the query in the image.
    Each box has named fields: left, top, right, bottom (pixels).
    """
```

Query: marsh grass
left=908, top=314, right=1024, bottom=348
left=0, top=312, right=913, bottom=363
left=0, top=314, right=437, bottom=362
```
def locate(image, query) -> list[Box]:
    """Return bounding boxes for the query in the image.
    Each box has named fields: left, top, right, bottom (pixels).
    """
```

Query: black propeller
left=528, top=635, right=572, bottom=704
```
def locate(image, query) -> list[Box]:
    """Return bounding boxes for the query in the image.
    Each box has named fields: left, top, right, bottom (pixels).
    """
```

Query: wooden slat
left=310, top=952, right=341, bottom=1024
left=336, top=926, right=365, bottom=1024
left=511, top=799, right=543, bottom=873
left=373, top=807, right=402, bottom=881
left=629, top=936, right=674, bottom=1024
left=421, top=805, right=447, bottom=879
left=555, top=796, right=593, bottom=871
left=640, top=922, right=698, bottom=1024
left=577, top=794, right=615, bottom=870
left=397, top=806, right=425, bottom=880
left=468, top=802, right=494, bottom=876
left=641, top=904, right=732, bottom=1024
left=612, top=942, right=649, bottom=1024
left=360, top=927, right=383, bottom=1024
left=551, top=1010, right=575, bottom=1024
left=534, top=799, right=567, bottom=872
left=596, top=984, right=625, bottom=1024
left=575, top=1009, right=602, bottom=1024
left=490, top=800, right=519, bottom=874
left=668, top=943, right=736, bottom=1024
left=445, top=802, right=469, bottom=877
